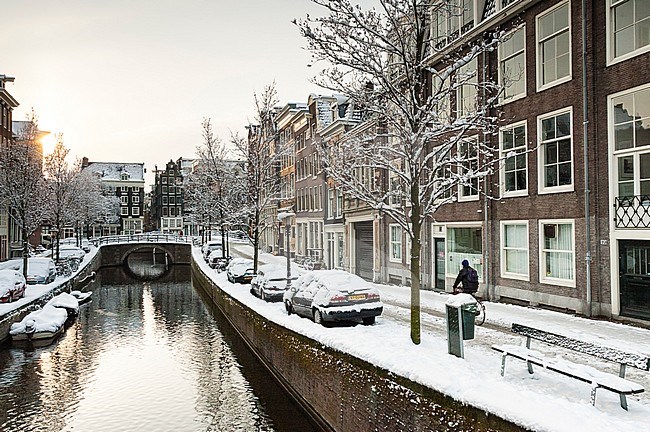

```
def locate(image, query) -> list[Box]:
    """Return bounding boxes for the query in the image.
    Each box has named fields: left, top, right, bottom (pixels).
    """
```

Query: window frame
left=456, top=57, right=478, bottom=118
left=389, top=224, right=403, bottom=263
left=500, top=220, right=530, bottom=281
left=535, top=0, right=572, bottom=92
left=606, top=0, right=650, bottom=65
left=538, top=219, right=576, bottom=287
left=500, top=120, right=529, bottom=198
left=498, top=25, right=527, bottom=104
left=537, top=106, right=574, bottom=195
left=458, top=136, right=480, bottom=201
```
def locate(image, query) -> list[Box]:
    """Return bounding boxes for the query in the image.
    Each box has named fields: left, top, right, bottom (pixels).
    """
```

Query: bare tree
left=44, top=135, right=76, bottom=260
left=187, top=119, right=248, bottom=251
left=0, top=109, right=47, bottom=277
left=231, top=82, right=290, bottom=272
left=296, top=1, right=506, bottom=344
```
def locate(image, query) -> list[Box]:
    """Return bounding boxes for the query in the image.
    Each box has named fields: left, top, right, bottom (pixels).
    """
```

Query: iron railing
left=614, top=195, right=650, bottom=228
left=92, top=234, right=192, bottom=246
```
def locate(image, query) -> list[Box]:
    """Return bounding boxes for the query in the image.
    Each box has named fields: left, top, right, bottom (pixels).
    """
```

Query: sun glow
left=40, top=132, right=58, bottom=156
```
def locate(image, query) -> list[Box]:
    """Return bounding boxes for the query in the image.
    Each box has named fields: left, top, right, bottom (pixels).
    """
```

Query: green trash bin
left=461, top=303, right=477, bottom=340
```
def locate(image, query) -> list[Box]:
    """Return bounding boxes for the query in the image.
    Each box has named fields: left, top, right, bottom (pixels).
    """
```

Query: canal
left=0, top=265, right=319, bottom=432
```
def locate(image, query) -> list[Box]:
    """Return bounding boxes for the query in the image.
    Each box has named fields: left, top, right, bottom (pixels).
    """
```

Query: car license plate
left=348, top=294, right=366, bottom=301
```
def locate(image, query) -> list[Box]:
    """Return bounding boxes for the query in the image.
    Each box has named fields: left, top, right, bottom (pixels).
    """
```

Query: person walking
left=452, top=259, right=479, bottom=294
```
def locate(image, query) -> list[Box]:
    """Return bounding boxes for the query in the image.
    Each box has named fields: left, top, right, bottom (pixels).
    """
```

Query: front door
left=619, top=240, right=650, bottom=321
left=434, top=238, right=446, bottom=290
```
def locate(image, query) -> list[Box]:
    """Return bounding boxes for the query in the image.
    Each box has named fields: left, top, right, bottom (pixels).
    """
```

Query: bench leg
left=620, top=394, right=628, bottom=411
left=525, top=336, right=534, bottom=374
left=500, top=354, right=507, bottom=377
left=590, top=385, right=598, bottom=407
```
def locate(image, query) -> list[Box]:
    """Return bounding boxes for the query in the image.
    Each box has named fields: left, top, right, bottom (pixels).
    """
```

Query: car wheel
left=362, top=316, right=376, bottom=325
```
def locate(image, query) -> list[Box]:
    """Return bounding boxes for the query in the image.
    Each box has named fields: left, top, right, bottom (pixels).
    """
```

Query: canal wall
left=192, top=260, right=527, bottom=432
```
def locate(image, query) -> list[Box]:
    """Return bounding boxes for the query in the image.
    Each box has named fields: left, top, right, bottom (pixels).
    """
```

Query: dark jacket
left=453, top=266, right=478, bottom=292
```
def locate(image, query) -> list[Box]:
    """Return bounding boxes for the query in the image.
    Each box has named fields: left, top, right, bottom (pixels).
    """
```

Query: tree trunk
left=22, top=229, right=29, bottom=280
left=410, top=186, right=423, bottom=344
left=253, top=211, right=260, bottom=273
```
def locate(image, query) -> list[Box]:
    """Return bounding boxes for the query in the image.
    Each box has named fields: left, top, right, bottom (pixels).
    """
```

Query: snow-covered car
left=249, top=263, right=297, bottom=302
left=283, top=270, right=383, bottom=326
left=0, top=269, right=27, bottom=303
left=42, top=245, right=86, bottom=261
left=1, top=257, right=57, bottom=285
left=226, top=258, right=255, bottom=284
left=201, top=240, right=223, bottom=261
left=207, top=250, right=230, bottom=269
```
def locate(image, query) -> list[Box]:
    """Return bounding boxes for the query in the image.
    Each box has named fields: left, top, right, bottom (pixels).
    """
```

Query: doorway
left=619, top=240, right=650, bottom=321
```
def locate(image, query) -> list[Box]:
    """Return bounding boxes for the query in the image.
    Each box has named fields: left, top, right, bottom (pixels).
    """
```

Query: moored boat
left=10, top=304, right=67, bottom=342
left=70, top=290, right=93, bottom=305
left=47, top=292, right=80, bottom=318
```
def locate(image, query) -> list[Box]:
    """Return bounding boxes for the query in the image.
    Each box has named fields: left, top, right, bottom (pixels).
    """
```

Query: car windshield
left=28, top=260, right=52, bottom=275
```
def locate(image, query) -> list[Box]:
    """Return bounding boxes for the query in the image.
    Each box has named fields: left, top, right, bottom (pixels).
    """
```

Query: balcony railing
left=614, top=195, right=650, bottom=228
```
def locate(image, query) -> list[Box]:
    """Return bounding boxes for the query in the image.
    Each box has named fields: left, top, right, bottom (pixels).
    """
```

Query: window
left=431, top=73, right=450, bottom=122
left=458, top=137, right=479, bottom=200
left=121, top=207, right=128, bottom=216
left=537, top=2, right=571, bottom=89
left=609, top=0, right=650, bottom=62
left=457, top=58, right=477, bottom=117
left=500, top=122, right=528, bottom=197
left=337, top=233, right=345, bottom=268
left=328, top=188, right=335, bottom=218
left=336, top=189, right=343, bottom=218
left=162, top=177, right=168, bottom=184
left=612, top=85, right=650, bottom=202
left=612, top=86, right=650, bottom=151
left=538, top=109, right=573, bottom=193
left=131, top=187, right=138, bottom=192
left=162, top=196, right=168, bottom=205
left=133, top=195, right=140, bottom=204
left=501, top=222, right=529, bottom=279
left=390, top=224, right=402, bottom=262
left=120, top=173, right=129, bottom=181
left=499, top=26, right=526, bottom=102
left=162, top=186, right=168, bottom=194
left=132, top=207, right=140, bottom=216
left=431, top=0, right=474, bottom=48
left=539, top=220, right=575, bottom=286
left=447, top=227, right=482, bottom=277
left=120, top=196, right=128, bottom=204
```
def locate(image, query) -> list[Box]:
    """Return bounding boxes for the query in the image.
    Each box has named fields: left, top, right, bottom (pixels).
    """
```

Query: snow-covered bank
left=199, top=244, right=650, bottom=432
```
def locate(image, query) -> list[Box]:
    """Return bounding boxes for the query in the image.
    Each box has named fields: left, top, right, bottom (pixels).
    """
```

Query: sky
left=1, top=0, right=328, bottom=185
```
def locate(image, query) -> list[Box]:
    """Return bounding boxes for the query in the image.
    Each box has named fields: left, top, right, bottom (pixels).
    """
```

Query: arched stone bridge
left=95, top=234, right=192, bottom=270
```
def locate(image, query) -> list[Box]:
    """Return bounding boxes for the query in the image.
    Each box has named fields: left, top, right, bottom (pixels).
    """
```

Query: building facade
left=0, top=75, right=18, bottom=261
left=81, top=159, right=145, bottom=236
left=151, top=159, right=185, bottom=235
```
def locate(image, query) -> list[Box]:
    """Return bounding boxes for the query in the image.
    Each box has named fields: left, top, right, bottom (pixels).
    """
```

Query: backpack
left=465, top=267, right=479, bottom=291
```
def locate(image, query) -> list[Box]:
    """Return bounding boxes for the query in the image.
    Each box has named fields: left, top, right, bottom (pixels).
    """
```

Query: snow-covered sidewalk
left=209, top=243, right=650, bottom=432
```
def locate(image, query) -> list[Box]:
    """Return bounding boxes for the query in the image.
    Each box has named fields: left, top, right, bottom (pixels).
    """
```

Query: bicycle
left=301, top=256, right=315, bottom=271
left=453, top=287, right=486, bottom=326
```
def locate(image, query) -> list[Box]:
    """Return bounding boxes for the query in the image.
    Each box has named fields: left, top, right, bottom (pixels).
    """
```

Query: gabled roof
left=83, top=161, right=145, bottom=181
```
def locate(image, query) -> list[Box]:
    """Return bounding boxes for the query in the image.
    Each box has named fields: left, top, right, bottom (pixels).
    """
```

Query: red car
left=0, top=269, right=27, bottom=303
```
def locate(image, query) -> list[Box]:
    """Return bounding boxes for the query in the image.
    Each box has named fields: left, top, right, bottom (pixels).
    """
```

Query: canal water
left=0, top=265, right=318, bottom=432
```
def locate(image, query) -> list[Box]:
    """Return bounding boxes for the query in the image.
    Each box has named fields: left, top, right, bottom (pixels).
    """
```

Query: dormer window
left=121, top=173, right=129, bottom=181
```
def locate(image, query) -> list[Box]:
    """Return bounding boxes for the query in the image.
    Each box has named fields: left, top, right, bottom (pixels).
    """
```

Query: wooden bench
left=492, top=323, right=650, bottom=410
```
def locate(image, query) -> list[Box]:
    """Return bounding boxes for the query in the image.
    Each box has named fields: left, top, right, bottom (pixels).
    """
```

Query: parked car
left=201, top=240, right=223, bottom=262
left=0, top=257, right=57, bottom=285
left=226, top=258, right=255, bottom=284
left=207, top=249, right=231, bottom=270
left=42, top=245, right=86, bottom=261
left=0, top=269, right=27, bottom=302
left=283, top=270, right=383, bottom=326
left=250, top=263, right=296, bottom=302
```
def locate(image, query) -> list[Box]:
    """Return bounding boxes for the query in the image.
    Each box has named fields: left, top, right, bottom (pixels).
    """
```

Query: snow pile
left=46, top=292, right=80, bottom=315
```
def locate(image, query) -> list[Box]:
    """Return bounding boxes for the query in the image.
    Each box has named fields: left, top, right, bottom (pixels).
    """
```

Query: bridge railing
left=92, top=234, right=193, bottom=246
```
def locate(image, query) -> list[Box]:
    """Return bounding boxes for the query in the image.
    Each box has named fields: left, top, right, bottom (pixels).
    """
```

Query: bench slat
left=512, top=324, right=650, bottom=371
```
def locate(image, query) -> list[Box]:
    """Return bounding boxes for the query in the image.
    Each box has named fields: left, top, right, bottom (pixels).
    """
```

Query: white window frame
left=606, top=0, right=650, bottom=65
left=336, top=189, right=343, bottom=218
left=536, top=1, right=572, bottom=92
left=500, top=120, right=528, bottom=198
left=120, top=196, right=128, bottom=204
left=500, top=220, right=530, bottom=281
left=132, top=207, right=140, bottom=216
left=537, top=107, right=574, bottom=194
left=389, top=224, right=402, bottom=263
left=121, top=207, right=128, bottom=216
left=499, top=25, right=527, bottom=104
left=458, top=136, right=480, bottom=201
left=133, top=195, right=140, bottom=204
left=538, top=219, right=575, bottom=287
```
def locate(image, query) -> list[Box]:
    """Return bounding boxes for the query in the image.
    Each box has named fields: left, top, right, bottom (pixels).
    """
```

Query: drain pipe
left=582, top=0, right=592, bottom=316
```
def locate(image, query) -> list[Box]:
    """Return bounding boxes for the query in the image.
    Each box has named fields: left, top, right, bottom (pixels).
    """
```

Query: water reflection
left=0, top=265, right=317, bottom=432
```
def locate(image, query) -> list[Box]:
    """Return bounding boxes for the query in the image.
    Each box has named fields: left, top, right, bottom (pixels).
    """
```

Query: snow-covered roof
left=84, top=161, right=145, bottom=182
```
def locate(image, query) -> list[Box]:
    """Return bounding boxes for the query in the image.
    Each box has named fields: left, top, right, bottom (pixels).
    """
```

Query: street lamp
left=277, top=212, right=295, bottom=289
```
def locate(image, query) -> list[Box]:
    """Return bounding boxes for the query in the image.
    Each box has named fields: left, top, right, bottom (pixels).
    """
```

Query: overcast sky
left=2, top=0, right=329, bottom=185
